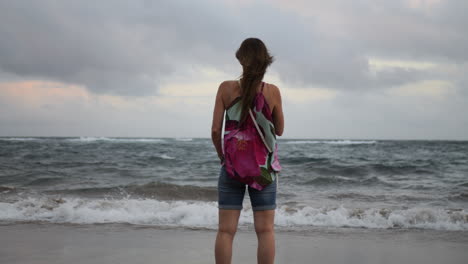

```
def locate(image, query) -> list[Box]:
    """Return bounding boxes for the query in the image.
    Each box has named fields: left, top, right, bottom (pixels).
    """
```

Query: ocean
left=0, top=137, right=467, bottom=231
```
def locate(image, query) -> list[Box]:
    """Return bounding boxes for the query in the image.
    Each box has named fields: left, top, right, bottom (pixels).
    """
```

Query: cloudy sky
left=0, top=0, right=467, bottom=140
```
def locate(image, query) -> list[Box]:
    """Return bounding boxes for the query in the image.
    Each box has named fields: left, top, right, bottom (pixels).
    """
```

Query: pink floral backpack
left=222, top=80, right=281, bottom=191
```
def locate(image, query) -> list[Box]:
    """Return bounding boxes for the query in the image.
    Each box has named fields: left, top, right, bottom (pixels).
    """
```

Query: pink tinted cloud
left=0, top=80, right=90, bottom=108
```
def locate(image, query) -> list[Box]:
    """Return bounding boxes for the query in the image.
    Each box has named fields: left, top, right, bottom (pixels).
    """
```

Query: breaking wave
left=0, top=196, right=466, bottom=231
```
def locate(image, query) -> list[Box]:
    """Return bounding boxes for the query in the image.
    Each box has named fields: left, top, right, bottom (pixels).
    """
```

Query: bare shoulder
left=219, top=80, right=237, bottom=90
left=218, top=80, right=229, bottom=90
left=217, top=80, right=231, bottom=96
left=266, top=83, right=281, bottom=96
left=217, top=80, right=238, bottom=106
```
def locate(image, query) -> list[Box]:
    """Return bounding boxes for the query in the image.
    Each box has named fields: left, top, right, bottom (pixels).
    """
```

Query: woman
left=211, top=38, right=284, bottom=264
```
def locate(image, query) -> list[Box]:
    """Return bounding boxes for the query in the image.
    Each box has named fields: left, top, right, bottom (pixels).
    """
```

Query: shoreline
left=1, top=223, right=467, bottom=264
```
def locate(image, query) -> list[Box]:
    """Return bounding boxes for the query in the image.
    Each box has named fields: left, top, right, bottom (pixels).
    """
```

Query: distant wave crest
left=66, top=137, right=166, bottom=143
left=285, top=140, right=377, bottom=145
left=0, top=137, right=39, bottom=141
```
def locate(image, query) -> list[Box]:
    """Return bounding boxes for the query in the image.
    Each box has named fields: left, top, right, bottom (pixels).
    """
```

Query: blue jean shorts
left=217, top=165, right=277, bottom=211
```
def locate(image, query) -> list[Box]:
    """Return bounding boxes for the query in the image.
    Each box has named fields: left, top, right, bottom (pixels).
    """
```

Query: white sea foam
left=285, top=140, right=377, bottom=145
left=0, top=197, right=219, bottom=228
left=66, top=137, right=165, bottom=143
left=0, top=137, right=39, bottom=141
left=275, top=205, right=467, bottom=230
left=0, top=197, right=466, bottom=231
left=159, top=154, right=176, bottom=160
left=175, top=138, right=193, bottom=141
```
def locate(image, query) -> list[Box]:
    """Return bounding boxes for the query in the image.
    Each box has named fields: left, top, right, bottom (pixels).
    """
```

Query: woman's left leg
left=248, top=179, right=277, bottom=264
left=216, top=166, right=246, bottom=263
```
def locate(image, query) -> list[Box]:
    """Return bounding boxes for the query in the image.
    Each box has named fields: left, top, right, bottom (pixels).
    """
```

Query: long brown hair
left=236, top=38, right=274, bottom=125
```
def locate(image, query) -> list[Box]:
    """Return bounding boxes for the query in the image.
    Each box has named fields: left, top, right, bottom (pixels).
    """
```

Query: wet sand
left=0, top=223, right=467, bottom=264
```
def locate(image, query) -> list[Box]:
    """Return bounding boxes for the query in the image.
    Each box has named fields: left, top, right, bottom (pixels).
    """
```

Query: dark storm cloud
left=0, top=1, right=163, bottom=95
left=0, top=0, right=466, bottom=95
left=0, top=0, right=238, bottom=95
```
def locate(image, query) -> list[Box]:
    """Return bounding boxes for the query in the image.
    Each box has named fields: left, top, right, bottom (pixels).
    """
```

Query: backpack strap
left=250, top=108, right=279, bottom=190
left=249, top=105, right=279, bottom=191
left=249, top=109, right=272, bottom=153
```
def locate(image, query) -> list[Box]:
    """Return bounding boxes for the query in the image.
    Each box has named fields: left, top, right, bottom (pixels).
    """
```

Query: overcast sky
left=0, top=0, right=467, bottom=140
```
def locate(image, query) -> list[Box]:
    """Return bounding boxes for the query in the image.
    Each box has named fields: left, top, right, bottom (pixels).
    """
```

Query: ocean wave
left=0, top=197, right=219, bottom=228
left=274, top=205, right=468, bottom=231
left=280, top=156, right=331, bottom=164
left=449, top=192, right=468, bottom=201
left=66, top=137, right=166, bottom=143
left=25, top=177, right=64, bottom=186
left=45, top=182, right=218, bottom=201
left=0, top=185, right=16, bottom=193
left=284, top=140, right=377, bottom=145
left=282, top=161, right=437, bottom=180
left=303, top=175, right=397, bottom=187
left=327, top=192, right=439, bottom=203
left=369, top=163, right=436, bottom=176
left=0, top=197, right=466, bottom=231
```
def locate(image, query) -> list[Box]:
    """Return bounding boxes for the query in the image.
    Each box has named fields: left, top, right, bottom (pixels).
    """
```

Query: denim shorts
left=217, top=165, right=277, bottom=211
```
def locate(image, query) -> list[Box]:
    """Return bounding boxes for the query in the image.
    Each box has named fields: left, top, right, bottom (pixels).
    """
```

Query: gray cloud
left=0, top=0, right=466, bottom=96
left=266, top=0, right=468, bottom=90
left=345, top=0, right=468, bottom=62
left=0, top=0, right=238, bottom=95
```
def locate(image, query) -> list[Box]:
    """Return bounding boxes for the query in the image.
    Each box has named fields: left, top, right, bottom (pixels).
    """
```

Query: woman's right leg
left=215, top=209, right=241, bottom=264
left=253, top=210, right=275, bottom=264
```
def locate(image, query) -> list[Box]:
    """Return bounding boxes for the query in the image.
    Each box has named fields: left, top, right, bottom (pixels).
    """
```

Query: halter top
left=222, top=80, right=282, bottom=190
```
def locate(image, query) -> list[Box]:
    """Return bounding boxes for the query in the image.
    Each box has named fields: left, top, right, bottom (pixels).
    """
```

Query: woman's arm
left=271, top=85, right=284, bottom=136
left=211, top=82, right=226, bottom=162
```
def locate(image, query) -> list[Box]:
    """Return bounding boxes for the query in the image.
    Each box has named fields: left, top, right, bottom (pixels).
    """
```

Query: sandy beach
left=1, top=223, right=467, bottom=264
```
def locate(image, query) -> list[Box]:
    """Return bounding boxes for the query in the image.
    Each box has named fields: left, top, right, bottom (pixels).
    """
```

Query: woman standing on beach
left=211, top=38, right=284, bottom=264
